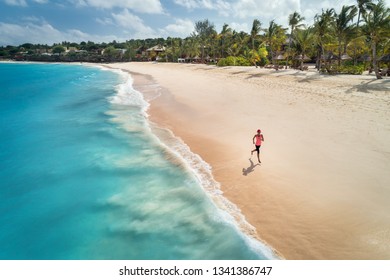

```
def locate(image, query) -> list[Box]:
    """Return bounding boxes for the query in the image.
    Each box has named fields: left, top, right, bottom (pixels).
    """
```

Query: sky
left=1, top=0, right=389, bottom=46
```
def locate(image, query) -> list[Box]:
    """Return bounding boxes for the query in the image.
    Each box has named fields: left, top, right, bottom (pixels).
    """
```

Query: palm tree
left=250, top=19, right=262, bottom=50
left=313, top=9, right=335, bottom=70
left=333, top=5, right=358, bottom=65
left=357, top=0, right=375, bottom=27
left=227, top=31, right=249, bottom=65
left=165, top=37, right=182, bottom=62
left=294, top=28, right=314, bottom=69
left=219, top=23, right=232, bottom=58
left=361, top=0, right=390, bottom=79
left=193, top=19, right=217, bottom=62
left=265, top=20, right=287, bottom=64
left=353, top=0, right=375, bottom=65
left=183, top=37, right=200, bottom=60
left=286, top=12, right=305, bottom=68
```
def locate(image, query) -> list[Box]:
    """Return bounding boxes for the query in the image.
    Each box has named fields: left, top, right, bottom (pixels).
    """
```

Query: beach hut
left=146, top=45, right=166, bottom=53
left=272, top=54, right=285, bottom=70
left=206, top=55, right=215, bottom=63
left=294, top=54, right=310, bottom=70
left=274, top=54, right=285, bottom=60
left=295, top=54, right=310, bottom=61
left=192, top=56, right=201, bottom=63
left=146, top=45, right=166, bottom=61
left=321, top=52, right=339, bottom=62
left=320, top=52, right=339, bottom=73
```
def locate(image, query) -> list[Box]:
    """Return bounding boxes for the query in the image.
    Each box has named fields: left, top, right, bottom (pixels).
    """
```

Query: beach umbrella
left=341, top=54, right=352, bottom=60
left=321, top=52, right=338, bottom=61
left=295, top=54, right=310, bottom=61
left=274, top=54, right=285, bottom=60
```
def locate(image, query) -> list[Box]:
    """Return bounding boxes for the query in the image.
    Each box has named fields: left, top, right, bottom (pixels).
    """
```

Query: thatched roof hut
left=295, top=54, right=310, bottom=61
left=321, top=52, right=339, bottom=61
left=146, top=45, right=166, bottom=53
left=341, top=54, right=352, bottom=60
left=274, top=54, right=285, bottom=60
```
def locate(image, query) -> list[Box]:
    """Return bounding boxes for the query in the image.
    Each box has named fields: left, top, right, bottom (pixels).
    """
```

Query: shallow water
left=0, top=63, right=275, bottom=260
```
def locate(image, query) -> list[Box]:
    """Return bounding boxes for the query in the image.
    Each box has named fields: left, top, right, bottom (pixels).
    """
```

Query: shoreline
left=106, top=62, right=390, bottom=259
left=147, top=121, right=280, bottom=259
left=116, top=67, right=281, bottom=259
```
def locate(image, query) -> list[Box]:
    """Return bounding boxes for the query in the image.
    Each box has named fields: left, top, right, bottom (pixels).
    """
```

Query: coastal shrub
left=217, top=56, right=251, bottom=66
left=236, top=56, right=251, bottom=66
left=217, top=57, right=228, bottom=66
left=340, top=65, right=364, bottom=74
left=258, top=56, right=269, bottom=67
left=248, top=49, right=260, bottom=66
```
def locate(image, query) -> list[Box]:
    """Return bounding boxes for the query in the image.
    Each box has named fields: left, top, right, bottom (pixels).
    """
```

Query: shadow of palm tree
left=242, top=158, right=260, bottom=176
left=232, top=71, right=248, bottom=75
left=345, top=78, right=390, bottom=94
left=246, top=73, right=265, bottom=79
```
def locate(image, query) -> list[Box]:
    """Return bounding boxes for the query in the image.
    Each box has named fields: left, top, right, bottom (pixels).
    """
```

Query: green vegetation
left=52, top=45, right=66, bottom=54
left=217, top=56, right=251, bottom=66
left=320, top=64, right=365, bottom=74
left=1, top=0, right=389, bottom=78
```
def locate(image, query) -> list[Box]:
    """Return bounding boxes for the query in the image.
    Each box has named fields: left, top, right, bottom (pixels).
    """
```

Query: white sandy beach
left=107, top=62, right=390, bottom=259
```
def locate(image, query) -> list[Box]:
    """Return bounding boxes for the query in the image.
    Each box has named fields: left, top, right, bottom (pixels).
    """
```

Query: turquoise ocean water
left=0, top=62, right=276, bottom=260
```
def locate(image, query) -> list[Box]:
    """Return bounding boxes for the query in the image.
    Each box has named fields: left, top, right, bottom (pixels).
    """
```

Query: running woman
left=251, top=129, right=264, bottom=163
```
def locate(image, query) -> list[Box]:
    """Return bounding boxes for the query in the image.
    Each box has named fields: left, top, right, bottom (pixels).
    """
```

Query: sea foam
left=106, top=68, right=279, bottom=260
left=0, top=62, right=277, bottom=259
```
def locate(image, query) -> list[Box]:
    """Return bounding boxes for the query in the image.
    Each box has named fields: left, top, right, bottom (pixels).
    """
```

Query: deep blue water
left=0, top=62, right=275, bottom=260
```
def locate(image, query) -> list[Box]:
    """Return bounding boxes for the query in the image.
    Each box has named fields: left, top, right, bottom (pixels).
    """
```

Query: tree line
left=1, top=0, right=389, bottom=79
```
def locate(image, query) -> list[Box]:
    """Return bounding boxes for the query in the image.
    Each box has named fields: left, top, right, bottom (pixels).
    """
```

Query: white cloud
left=299, top=0, right=356, bottom=25
left=65, top=28, right=119, bottom=42
left=232, top=0, right=300, bottom=24
left=4, top=0, right=28, bottom=6
left=21, top=15, right=42, bottom=22
left=160, top=18, right=194, bottom=37
left=3, top=0, right=390, bottom=46
left=68, top=0, right=87, bottom=7
left=0, top=22, right=62, bottom=45
left=230, top=22, right=249, bottom=33
left=173, top=0, right=231, bottom=15
left=71, top=0, right=164, bottom=14
left=173, top=0, right=201, bottom=9
left=111, top=9, right=157, bottom=38
left=0, top=21, right=119, bottom=45
left=95, top=17, right=114, bottom=26
left=4, top=0, right=49, bottom=5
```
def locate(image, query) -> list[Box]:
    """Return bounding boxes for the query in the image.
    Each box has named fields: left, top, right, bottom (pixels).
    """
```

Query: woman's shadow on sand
left=242, top=158, right=260, bottom=176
